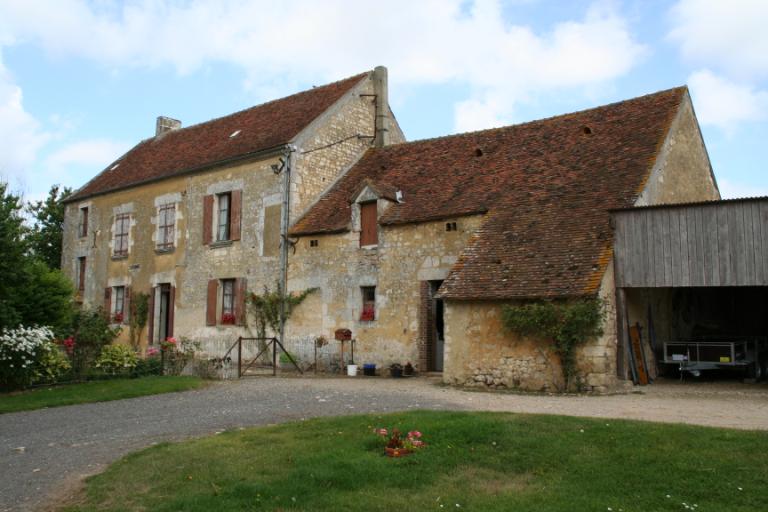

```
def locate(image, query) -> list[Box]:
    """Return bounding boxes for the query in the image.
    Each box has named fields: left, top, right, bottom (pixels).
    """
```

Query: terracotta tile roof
left=67, top=72, right=369, bottom=202
left=291, top=87, right=688, bottom=299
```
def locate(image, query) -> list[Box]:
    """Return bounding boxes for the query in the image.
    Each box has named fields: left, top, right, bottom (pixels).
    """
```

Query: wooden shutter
left=148, top=287, right=156, bottom=344
left=167, top=285, right=176, bottom=338
left=235, top=278, right=247, bottom=326
left=123, top=286, right=131, bottom=324
left=206, top=279, right=218, bottom=326
left=230, top=189, right=242, bottom=241
left=104, top=287, right=112, bottom=319
left=360, top=202, right=378, bottom=246
left=203, top=195, right=214, bottom=245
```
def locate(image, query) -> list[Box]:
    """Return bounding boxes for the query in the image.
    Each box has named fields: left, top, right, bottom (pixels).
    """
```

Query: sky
left=0, top=0, right=767, bottom=201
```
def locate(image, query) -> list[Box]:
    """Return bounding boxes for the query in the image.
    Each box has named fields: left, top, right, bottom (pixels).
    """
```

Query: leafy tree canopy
left=27, top=184, right=72, bottom=269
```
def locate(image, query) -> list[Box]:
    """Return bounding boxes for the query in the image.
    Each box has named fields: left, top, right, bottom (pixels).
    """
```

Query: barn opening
left=612, top=198, right=768, bottom=384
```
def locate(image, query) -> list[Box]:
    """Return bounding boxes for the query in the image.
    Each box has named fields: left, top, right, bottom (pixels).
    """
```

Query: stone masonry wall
left=286, top=214, right=484, bottom=371
left=61, top=72, right=394, bottom=355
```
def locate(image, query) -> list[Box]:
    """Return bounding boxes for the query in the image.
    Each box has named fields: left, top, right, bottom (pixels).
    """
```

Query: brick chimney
left=155, top=116, right=181, bottom=136
left=373, top=66, right=390, bottom=148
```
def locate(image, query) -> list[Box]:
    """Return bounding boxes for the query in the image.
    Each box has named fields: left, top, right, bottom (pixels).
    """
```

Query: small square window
left=310, top=239, right=319, bottom=247
left=360, top=286, right=376, bottom=321
left=446, top=222, right=457, bottom=232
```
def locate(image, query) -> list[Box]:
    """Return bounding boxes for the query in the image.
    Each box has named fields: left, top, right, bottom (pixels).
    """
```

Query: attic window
left=229, top=130, right=241, bottom=138
left=446, top=222, right=457, bottom=232
left=582, top=126, right=593, bottom=135
left=474, top=148, right=483, bottom=157
left=310, top=239, right=319, bottom=247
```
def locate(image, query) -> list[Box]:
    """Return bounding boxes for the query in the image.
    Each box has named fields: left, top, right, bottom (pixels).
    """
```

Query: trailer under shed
left=612, top=197, right=768, bottom=383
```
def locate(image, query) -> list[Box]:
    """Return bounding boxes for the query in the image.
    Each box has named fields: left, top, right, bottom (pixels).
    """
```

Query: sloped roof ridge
left=150, top=71, right=370, bottom=140
left=372, top=85, right=688, bottom=153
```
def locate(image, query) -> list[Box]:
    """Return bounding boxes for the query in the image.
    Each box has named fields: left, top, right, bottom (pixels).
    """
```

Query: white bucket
left=347, top=364, right=358, bottom=376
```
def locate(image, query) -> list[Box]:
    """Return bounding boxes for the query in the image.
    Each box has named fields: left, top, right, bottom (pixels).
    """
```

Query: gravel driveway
left=1, top=377, right=767, bottom=511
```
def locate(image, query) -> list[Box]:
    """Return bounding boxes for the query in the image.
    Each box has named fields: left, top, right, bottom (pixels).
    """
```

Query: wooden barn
left=612, top=197, right=768, bottom=383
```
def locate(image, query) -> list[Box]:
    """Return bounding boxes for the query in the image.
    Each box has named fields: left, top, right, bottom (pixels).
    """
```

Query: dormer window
left=360, top=201, right=378, bottom=247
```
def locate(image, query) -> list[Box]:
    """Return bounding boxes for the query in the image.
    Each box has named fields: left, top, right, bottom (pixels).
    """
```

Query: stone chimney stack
left=373, top=66, right=390, bottom=148
left=155, top=116, right=182, bottom=136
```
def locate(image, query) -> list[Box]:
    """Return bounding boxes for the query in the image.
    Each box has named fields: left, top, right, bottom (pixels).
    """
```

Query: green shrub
left=131, top=355, right=163, bottom=378
left=95, top=344, right=138, bottom=375
left=69, top=309, right=121, bottom=378
left=36, top=343, right=71, bottom=384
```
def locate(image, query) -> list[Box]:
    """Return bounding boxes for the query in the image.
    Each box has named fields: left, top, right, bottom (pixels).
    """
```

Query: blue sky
left=0, top=0, right=766, bottom=201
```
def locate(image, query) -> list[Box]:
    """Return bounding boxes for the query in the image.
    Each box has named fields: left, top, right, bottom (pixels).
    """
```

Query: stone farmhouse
left=63, top=67, right=720, bottom=392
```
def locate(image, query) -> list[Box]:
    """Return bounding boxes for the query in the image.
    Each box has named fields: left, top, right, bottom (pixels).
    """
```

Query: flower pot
left=385, top=447, right=413, bottom=457
left=390, top=367, right=403, bottom=378
left=363, top=364, right=376, bottom=376
left=347, top=364, right=358, bottom=376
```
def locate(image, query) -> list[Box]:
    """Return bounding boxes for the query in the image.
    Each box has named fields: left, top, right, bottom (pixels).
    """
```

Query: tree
left=27, top=184, right=72, bottom=269
left=15, top=260, right=74, bottom=336
left=0, top=182, right=29, bottom=329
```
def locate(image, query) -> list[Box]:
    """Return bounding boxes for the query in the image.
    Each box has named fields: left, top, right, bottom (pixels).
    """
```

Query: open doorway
left=152, top=284, right=175, bottom=343
left=428, top=280, right=445, bottom=372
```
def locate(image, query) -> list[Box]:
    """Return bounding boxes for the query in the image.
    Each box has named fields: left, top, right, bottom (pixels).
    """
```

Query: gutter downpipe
left=278, top=144, right=296, bottom=362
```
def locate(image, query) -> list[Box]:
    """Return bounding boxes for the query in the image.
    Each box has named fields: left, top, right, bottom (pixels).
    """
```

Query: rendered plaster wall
left=442, top=263, right=621, bottom=393
left=635, top=92, right=720, bottom=206
left=285, top=215, right=484, bottom=370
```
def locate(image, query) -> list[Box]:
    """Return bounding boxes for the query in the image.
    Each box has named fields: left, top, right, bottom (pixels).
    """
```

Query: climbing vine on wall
left=247, top=284, right=316, bottom=340
left=129, top=292, right=150, bottom=349
left=501, top=298, right=605, bottom=392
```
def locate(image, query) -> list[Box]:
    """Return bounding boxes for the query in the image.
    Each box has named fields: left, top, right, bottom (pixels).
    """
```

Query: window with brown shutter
left=77, top=257, right=86, bottom=291
left=360, top=201, right=378, bottom=247
left=234, top=278, right=247, bottom=325
left=221, top=279, right=236, bottom=324
left=206, top=279, right=218, bottom=326
left=230, top=190, right=242, bottom=241
left=203, top=195, right=214, bottom=245
left=79, top=207, right=88, bottom=238
left=216, top=192, right=231, bottom=242
left=112, top=286, right=125, bottom=323
left=104, top=287, right=112, bottom=318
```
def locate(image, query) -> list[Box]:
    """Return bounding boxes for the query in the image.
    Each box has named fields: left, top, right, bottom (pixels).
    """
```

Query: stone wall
left=61, top=71, right=396, bottom=355
left=286, top=214, right=484, bottom=370
left=442, top=263, right=620, bottom=393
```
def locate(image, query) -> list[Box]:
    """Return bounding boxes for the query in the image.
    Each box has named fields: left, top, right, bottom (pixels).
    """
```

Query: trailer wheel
left=746, top=362, right=763, bottom=382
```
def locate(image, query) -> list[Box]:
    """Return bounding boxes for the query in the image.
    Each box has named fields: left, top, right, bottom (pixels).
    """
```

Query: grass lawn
left=0, top=376, right=205, bottom=414
left=64, top=411, right=767, bottom=512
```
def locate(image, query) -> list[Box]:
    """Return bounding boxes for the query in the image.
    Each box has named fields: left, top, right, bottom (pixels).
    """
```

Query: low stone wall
left=443, top=262, right=623, bottom=394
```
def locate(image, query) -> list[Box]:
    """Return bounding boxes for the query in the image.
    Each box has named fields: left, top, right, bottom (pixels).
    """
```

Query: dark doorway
left=428, top=280, right=445, bottom=372
left=156, top=284, right=174, bottom=343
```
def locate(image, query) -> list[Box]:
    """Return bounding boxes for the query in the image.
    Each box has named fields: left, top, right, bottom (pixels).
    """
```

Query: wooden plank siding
left=613, top=198, right=768, bottom=287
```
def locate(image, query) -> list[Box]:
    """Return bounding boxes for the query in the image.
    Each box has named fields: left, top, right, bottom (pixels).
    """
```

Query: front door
left=429, top=280, right=445, bottom=372
left=154, top=284, right=174, bottom=343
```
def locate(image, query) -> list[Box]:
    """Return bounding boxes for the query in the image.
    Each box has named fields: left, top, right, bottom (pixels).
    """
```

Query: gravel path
left=1, top=377, right=766, bottom=511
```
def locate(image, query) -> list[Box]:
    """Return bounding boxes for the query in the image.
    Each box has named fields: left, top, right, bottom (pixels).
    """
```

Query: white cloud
left=45, top=139, right=129, bottom=171
left=0, top=0, right=645, bottom=134
left=687, top=69, right=768, bottom=131
left=717, top=178, right=768, bottom=199
left=0, top=53, right=49, bottom=186
left=669, top=0, right=768, bottom=79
